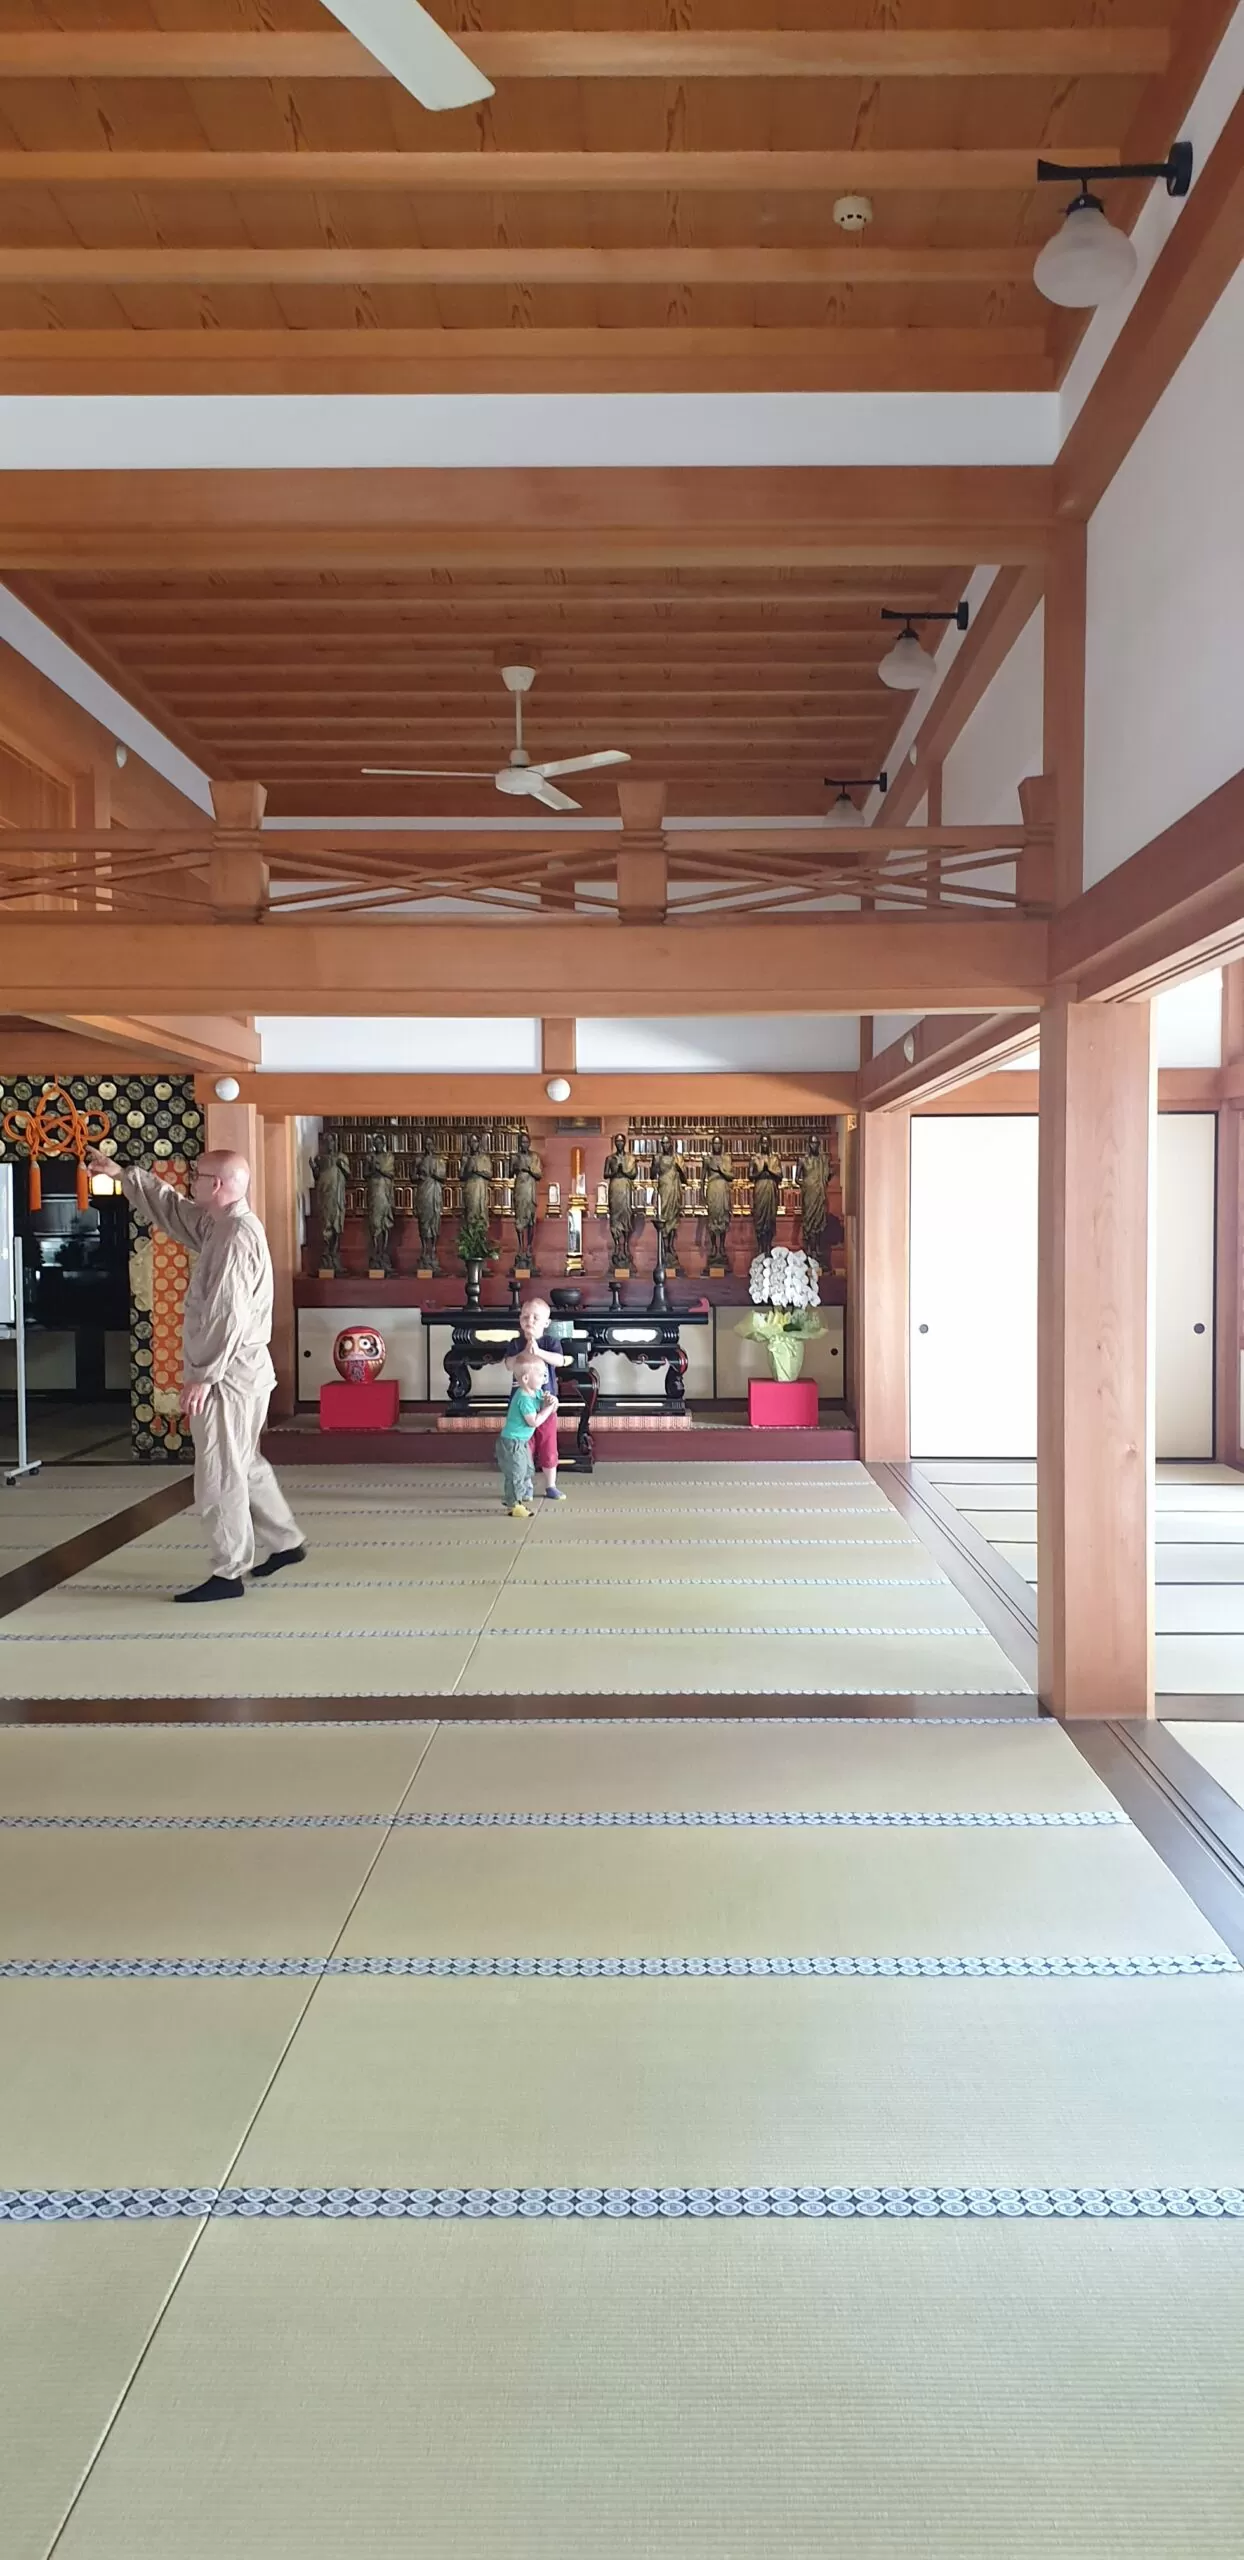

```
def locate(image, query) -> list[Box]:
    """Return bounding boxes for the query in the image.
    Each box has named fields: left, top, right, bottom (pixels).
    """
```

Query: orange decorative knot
left=1, top=1082, right=112, bottom=1212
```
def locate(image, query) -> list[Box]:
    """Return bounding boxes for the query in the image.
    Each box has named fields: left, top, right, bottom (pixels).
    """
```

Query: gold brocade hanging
left=1, top=1083, right=112, bottom=1212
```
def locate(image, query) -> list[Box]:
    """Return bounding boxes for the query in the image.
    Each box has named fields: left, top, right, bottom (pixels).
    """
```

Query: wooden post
left=204, top=1099, right=264, bottom=1223
left=1215, top=962, right=1244, bottom=1466
left=1017, top=773, right=1056, bottom=908
left=72, top=761, right=112, bottom=913
left=1042, top=522, right=1086, bottom=908
left=541, top=1018, right=576, bottom=1075
left=856, top=1105, right=910, bottom=1462
left=1038, top=996, right=1154, bottom=1718
left=926, top=762, right=943, bottom=906
left=617, top=778, right=668, bottom=924
left=262, top=1114, right=299, bottom=1420
left=209, top=778, right=269, bottom=922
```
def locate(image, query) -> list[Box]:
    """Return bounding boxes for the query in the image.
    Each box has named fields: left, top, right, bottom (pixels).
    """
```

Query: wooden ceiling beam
left=1056, top=86, right=1244, bottom=519
left=0, top=246, right=1036, bottom=289
left=860, top=1012, right=1041, bottom=1109
left=1050, top=767, right=1244, bottom=1001
left=0, top=915, right=1049, bottom=1017
left=0, top=147, right=1121, bottom=195
left=25, top=1012, right=260, bottom=1073
left=0, top=29, right=1168, bottom=80
left=0, top=467, right=1052, bottom=573
left=0, top=328, right=1054, bottom=398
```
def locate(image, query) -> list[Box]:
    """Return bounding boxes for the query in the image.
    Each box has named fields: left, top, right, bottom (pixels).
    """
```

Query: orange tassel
left=76, top=1158, right=90, bottom=1212
left=27, top=1160, right=41, bottom=1213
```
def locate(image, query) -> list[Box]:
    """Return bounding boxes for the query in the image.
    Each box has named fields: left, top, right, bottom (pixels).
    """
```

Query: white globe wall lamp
left=878, top=602, right=969, bottom=692
left=824, top=772, right=889, bottom=827
left=1033, top=141, right=1192, bottom=309
left=545, top=1077, right=572, bottom=1104
left=213, top=1076, right=241, bottom=1102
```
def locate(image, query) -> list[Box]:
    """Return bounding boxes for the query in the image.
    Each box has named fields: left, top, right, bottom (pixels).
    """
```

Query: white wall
left=1084, top=258, right=1244, bottom=886
left=942, top=604, right=1044, bottom=830
left=257, top=1018, right=542, bottom=1072
left=1155, top=972, right=1222, bottom=1069
left=574, top=1016, right=860, bottom=1071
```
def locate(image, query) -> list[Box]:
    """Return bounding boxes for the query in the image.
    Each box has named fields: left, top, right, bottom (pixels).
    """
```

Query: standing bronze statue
left=512, top=1130, right=542, bottom=1271
left=704, top=1140, right=734, bottom=1271
left=311, top=1142, right=351, bottom=1276
left=414, top=1142, right=446, bottom=1274
left=749, top=1133, right=784, bottom=1258
left=603, top=1132, right=639, bottom=1271
left=364, top=1140, right=397, bottom=1277
left=459, top=1133, right=494, bottom=1236
left=797, top=1134, right=830, bottom=1260
left=654, top=1139, right=686, bottom=1274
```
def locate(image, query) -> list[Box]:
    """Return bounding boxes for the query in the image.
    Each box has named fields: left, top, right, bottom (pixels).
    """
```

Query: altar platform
left=264, top=1403, right=857, bottom=1467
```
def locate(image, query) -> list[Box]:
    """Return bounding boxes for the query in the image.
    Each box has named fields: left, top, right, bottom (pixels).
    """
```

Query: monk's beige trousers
left=190, top=1381, right=303, bottom=1580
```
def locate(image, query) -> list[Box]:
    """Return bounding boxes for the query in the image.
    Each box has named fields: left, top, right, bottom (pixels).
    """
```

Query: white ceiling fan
left=364, top=665, right=631, bottom=812
left=320, top=0, right=493, bottom=113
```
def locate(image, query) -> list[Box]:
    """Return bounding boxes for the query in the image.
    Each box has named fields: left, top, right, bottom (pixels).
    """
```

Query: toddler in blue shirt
left=496, top=1356, right=556, bottom=1517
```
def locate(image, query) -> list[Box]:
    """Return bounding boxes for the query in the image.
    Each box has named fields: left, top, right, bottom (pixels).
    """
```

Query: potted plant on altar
left=736, top=1246, right=825, bottom=1427
left=457, top=1213, right=500, bottom=1309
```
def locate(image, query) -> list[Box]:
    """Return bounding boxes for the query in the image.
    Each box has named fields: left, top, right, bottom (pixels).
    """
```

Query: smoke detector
left=833, top=195, right=874, bottom=233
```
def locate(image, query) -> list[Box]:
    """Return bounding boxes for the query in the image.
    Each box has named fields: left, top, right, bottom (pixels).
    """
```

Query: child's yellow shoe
left=508, top=1502, right=533, bottom=1518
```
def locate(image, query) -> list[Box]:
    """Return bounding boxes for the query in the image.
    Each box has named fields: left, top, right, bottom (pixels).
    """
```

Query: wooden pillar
left=262, top=1115, right=299, bottom=1420
left=204, top=1100, right=264, bottom=1223
left=1037, top=997, right=1154, bottom=1718
left=1215, top=962, right=1244, bottom=1466
left=856, top=1106, right=910, bottom=1462
left=1042, top=523, right=1087, bottom=909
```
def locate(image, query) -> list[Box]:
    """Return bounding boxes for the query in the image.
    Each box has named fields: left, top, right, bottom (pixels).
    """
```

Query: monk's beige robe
left=123, top=1169, right=303, bottom=1580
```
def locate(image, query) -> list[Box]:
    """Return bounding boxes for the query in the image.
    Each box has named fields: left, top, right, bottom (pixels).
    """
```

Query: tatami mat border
left=5, top=2182, right=1244, bottom=2223
left=0, top=1807, right=1126, bottom=1831
left=2, top=1951, right=1235, bottom=1981
left=0, top=1714, right=1032, bottom=1728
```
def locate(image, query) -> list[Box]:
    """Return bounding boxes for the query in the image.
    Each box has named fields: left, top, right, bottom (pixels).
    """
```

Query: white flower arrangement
left=747, top=1246, right=821, bottom=1312
left=737, top=1248, right=824, bottom=1382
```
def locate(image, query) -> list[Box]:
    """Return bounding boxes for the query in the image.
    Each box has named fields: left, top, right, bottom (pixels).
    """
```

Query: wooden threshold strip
left=870, top=1462, right=1039, bottom=1690
left=0, top=1693, right=1040, bottom=1726
left=1069, top=1720, right=1244, bottom=1966
left=0, top=1474, right=193, bottom=1621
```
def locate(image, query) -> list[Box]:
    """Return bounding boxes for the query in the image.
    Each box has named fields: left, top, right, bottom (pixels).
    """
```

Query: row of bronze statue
left=312, top=1129, right=835, bottom=1278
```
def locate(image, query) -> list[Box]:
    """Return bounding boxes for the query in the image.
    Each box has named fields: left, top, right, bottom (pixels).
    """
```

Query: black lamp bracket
left=824, top=772, right=889, bottom=793
left=880, top=603, right=970, bottom=633
left=1036, top=140, right=1193, bottom=199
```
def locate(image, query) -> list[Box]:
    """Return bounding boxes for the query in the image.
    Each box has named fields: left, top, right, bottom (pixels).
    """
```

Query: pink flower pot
left=748, top=1379, right=819, bottom=1429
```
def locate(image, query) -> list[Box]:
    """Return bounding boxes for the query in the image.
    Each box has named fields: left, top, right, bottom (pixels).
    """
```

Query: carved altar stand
left=423, top=1300, right=710, bottom=1473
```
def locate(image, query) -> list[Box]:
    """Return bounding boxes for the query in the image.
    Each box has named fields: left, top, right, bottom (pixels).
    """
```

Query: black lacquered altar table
left=422, top=1302, right=711, bottom=1470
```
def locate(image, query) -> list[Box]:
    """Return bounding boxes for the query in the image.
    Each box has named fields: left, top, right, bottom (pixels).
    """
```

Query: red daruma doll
left=333, top=1326, right=387, bottom=1386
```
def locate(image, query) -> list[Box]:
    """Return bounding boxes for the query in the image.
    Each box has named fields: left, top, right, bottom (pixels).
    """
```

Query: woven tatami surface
left=5, top=1712, right=1244, bottom=2557
left=0, top=1463, right=1030, bottom=1699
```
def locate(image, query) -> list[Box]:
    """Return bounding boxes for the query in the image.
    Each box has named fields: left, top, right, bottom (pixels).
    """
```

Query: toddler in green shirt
left=496, top=1356, right=556, bottom=1518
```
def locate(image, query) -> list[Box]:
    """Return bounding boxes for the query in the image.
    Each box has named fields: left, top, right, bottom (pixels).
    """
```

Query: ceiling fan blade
left=533, top=750, right=631, bottom=780
left=527, top=781, right=582, bottom=812
left=318, top=0, right=492, bottom=111
left=361, top=766, right=497, bottom=779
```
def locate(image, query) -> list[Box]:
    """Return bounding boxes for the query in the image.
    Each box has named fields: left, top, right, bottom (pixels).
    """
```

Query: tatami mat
left=49, top=2219, right=1244, bottom=2558
left=0, top=1829, right=384, bottom=1959
left=339, top=1823, right=1222, bottom=1958
left=3, top=2222, right=199, bottom=2560
left=456, top=1628, right=1029, bottom=1695
left=409, top=1718, right=1115, bottom=1814
left=1167, top=1722, right=1244, bottom=1812
left=232, top=1970, right=1244, bottom=2192
left=0, top=1459, right=1030, bottom=1698
left=0, top=1725, right=435, bottom=1817
left=926, top=1460, right=1244, bottom=1697
left=0, top=1978, right=310, bottom=2189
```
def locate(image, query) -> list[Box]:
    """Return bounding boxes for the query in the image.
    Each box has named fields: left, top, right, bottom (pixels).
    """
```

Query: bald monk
left=87, top=1146, right=306, bottom=1604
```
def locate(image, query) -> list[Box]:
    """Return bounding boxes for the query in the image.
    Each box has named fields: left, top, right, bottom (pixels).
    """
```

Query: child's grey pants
left=496, top=1437, right=535, bottom=1506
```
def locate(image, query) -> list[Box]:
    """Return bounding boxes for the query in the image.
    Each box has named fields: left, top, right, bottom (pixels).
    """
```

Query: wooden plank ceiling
left=0, top=0, right=1212, bottom=395
left=17, top=562, right=974, bottom=815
